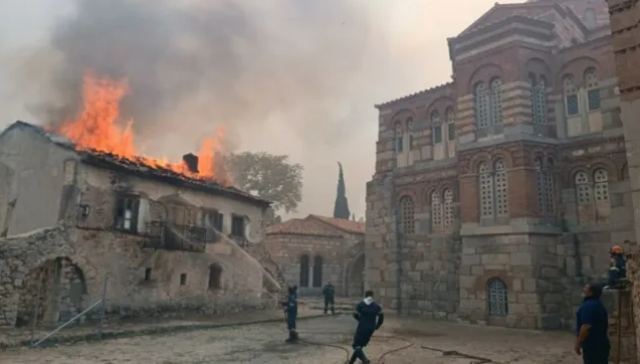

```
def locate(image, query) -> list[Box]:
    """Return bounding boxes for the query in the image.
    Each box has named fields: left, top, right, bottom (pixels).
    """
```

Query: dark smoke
left=30, top=0, right=370, bottom=153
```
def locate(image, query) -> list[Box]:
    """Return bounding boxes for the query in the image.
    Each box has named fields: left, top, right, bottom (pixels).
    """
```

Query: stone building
left=366, top=0, right=636, bottom=329
left=0, top=121, right=278, bottom=328
left=263, top=215, right=364, bottom=297
left=607, top=0, right=640, bottom=356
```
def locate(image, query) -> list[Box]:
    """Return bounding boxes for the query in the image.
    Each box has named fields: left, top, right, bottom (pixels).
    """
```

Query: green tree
left=333, top=162, right=350, bottom=219
left=225, top=152, right=303, bottom=214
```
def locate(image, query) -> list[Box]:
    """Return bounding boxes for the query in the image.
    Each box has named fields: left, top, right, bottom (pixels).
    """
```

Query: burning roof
left=1, top=121, right=270, bottom=207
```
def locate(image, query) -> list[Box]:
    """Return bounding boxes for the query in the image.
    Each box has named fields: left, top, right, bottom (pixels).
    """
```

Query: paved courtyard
left=2, top=314, right=581, bottom=364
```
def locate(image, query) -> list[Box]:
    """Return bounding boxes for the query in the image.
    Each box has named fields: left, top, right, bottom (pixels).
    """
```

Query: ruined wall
left=0, top=226, right=272, bottom=328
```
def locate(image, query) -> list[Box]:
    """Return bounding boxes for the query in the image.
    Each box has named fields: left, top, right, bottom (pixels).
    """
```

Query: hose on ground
left=421, top=345, right=496, bottom=364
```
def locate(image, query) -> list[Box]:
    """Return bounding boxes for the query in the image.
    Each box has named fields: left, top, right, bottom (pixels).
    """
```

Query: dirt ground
left=1, top=314, right=581, bottom=364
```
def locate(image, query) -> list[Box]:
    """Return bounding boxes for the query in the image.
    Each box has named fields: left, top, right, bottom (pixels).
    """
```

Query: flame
left=58, top=72, right=230, bottom=184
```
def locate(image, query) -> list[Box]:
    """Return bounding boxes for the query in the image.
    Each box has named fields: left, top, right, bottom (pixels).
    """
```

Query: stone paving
left=0, top=313, right=583, bottom=364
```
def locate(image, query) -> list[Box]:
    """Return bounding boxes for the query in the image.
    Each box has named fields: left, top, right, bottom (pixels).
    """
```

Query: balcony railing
left=143, top=221, right=220, bottom=252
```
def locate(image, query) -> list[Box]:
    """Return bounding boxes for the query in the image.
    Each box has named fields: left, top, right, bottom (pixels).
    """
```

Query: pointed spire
left=333, top=162, right=351, bottom=219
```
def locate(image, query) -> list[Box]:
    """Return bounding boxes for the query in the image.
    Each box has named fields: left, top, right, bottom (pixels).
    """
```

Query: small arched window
left=594, top=169, right=609, bottom=202
left=208, top=263, right=223, bottom=290
left=431, top=190, right=443, bottom=229
left=530, top=75, right=547, bottom=124
left=575, top=171, right=592, bottom=205
left=545, top=158, right=556, bottom=215
left=299, top=255, right=310, bottom=287
left=488, top=279, right=508, bottom=316
left=535, top=157, right=555, bottom=216
left=585, top=68, right=600, bottom=111
left=407, top=118, right=415, bottom=150
left=443, top=188, right=454, bottom=228
left=563, top=75, right=579, bottom=116
left=312, top=255, right=323, bottom=288
left=475, top=82, right=489, bottom=129
left=399, top=196, right=415, bottom=234
left=489, top=78, right=503, bottom=126
left=445, top=107, right=456, bottom=141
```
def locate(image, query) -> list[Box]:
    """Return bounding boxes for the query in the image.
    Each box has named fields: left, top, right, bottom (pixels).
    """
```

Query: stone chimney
left=182, top=153, right=199, bottom=173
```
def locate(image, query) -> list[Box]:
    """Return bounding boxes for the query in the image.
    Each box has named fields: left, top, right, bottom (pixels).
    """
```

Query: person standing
left=282, top=285, right=299, bottom=343
left=322, top=282, right=336, bottom=315
left=575, top=282, right=610, bottom=364
left=349, top=290, right=384, bottom=364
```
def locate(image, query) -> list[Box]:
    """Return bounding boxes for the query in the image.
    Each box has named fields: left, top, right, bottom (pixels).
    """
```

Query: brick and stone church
left=365, top=0, right=636, bottom=329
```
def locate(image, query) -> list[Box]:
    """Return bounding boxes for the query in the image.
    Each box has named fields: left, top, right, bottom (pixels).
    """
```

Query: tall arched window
left=299, top=255, right=310, bottom=287
left=312, top=256, right=323, bottom=288
left=407, top=118, right=415, bottom=150
left=488, top=279, right=508, bottom=316
left=208, top=263, right=223, bottom=290
left=594, top=169, right=609, bottom=202
left=443, top=188, right=454, bottom=228
left=431, top=190, right=443, bottom=229
left=535, top=157, right=555, bottom=216
left=564, top=75, right=579, bottom=116
left=445, top=107, right=456, bottom=141
left=479, top=162, right=494, bottom=219
left=494, top=159, right=509, bottom=217
left=431, top=110, right=443, bottom=144
left=585, top=68, right=600, bottom=111
left=399, top=196, right=415, bottom=234
left=489, top=78, right=503, bottom=126
left=475, top=82, right=489, bottom=129
left=530, top=74, right=547, bottom=124
left=575, top=171, right=592, bottom=205
left=394, top=122, right=403, bottom=153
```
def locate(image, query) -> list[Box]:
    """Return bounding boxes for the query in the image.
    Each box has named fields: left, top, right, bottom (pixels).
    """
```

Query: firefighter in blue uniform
left=349, top=290, right=384, bottom=364
left=283, top=285, right=299, bottom=343
left=575, top=282, right=610, bottom=364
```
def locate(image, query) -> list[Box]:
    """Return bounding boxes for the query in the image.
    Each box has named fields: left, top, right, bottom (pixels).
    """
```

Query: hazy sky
left=0, top=0, right=519, bottom=220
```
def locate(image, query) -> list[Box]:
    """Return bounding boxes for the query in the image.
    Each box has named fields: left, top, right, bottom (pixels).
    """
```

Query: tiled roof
left=375, top=82, right=453, bottom=109
left=1, top=121, right=270, bottom=206
left=266, top=215, right=364, bottom=236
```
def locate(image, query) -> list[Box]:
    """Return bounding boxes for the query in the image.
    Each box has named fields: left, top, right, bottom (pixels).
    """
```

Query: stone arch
left=389, top=109, right=417, bottom=129
left=467, top=63, right=505, bottom=93
left=525, top=57, right=552, bottom=79
left=559, top=56, right=600, bottom=88
left=16, top=257, right=87, bottom=328
left=426, top=96, right=456, bottom=119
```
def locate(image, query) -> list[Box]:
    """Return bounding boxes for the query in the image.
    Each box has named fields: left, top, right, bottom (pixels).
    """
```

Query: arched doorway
left=347, top=254, right=365, bottom=297
left=16, top=257, right=86, bottom=327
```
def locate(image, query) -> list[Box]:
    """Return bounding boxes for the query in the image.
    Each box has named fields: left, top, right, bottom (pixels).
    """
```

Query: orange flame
left=58, top=72, right=230, bottom=184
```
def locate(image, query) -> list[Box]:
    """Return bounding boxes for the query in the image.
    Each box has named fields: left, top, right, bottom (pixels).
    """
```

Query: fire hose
left=421, top=345, right=496, bottom=364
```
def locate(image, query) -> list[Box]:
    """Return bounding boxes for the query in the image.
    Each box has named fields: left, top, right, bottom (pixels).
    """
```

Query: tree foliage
left=225, top=152, right=303, bottom=213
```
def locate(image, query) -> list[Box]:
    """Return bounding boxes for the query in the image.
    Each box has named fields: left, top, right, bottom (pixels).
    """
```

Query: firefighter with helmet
left=607, top=244, right=626, bottom=289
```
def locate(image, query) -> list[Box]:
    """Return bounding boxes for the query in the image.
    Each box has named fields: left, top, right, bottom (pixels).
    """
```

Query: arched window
left=535, top=157, right=555, bottom=215
left=445, top=107, right=456, bottom=141
left=399, top=196, right=415, bottom=234
left=530, top=75, right=547, bottom=124
left=407, top=118, right=415, bottom=150
left=208, top=263, right=222, bottom=290
left=475, top=82, right=489, bottom=129
left=312, top=255, right=323, bottom=288
left=575, top=171, right=592, bottom=205
left=443, top=188, right=454, bottom=228
left=479, top=162, right=494, bottom=219
left=299, top=255, right=310, bottom=287
left=594, top=168, right=609, bottom=202
left=488, top=279, right=508, bottom=316
left=431, top=190, right=443, bottom=229
left=489, top=78, right=503, bottom=126
left=394, top=122, right=403, bottom=153
left=585, top=68, right=600, bottom=111
left=564, top=75, right=579, bottom=116
left=431, top=110, right=442, bottom=144
left=494, top=159, right=509, bottom=217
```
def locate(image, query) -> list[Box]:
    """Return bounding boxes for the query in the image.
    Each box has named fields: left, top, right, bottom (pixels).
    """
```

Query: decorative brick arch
left=426, top=96, right=456, bottom=121
left=389, top=109, right=417, bottom=130
left=467, top=63, right=505, bottom=94
left=558, top=56, right=600, bottom=88
left=525, top=57, right=552, bottom=80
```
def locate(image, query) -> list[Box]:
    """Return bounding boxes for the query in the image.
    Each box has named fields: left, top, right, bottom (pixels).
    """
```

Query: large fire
left=58, top=72, right=230, bottom=184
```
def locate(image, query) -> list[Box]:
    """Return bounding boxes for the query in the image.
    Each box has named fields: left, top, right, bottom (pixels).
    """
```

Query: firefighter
left=282, top=285, right=299, bottom=343
left=575, top=282, right=610, bottom=363
left=322, top=282, right=335, bottom=315
left=607, top=245, right=626, bottom=288
left=349, top=290, right=384, bottom=364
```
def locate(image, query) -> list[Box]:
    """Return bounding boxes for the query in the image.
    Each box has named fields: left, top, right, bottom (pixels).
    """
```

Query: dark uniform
left=607, top=253, right=626, bottom=287
left=322, top=283, right=335, bottom=314
left=576, top=296, right=610, bottom=364
left=349, top=297, right=384, bottom=364
left=283, top=286, right=299, bottom=343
